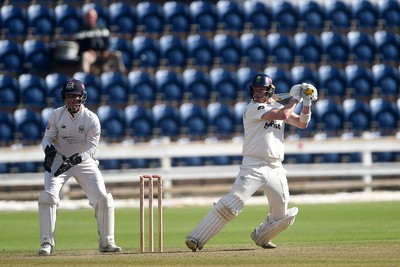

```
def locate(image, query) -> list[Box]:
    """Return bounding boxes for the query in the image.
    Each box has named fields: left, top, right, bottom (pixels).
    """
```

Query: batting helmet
left=61, top=79, right=87, bottom=104
left=249, top=74, right=275, bottom=100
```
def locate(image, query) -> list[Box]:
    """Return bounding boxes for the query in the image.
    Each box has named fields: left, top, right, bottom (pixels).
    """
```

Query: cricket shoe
left=251, top=231, right=277, bottom=249
left=185, top=238, right=201, bottom=252
left=38, top=243, right=53, bottom=256
left=99, top=242, right=122, bottom=253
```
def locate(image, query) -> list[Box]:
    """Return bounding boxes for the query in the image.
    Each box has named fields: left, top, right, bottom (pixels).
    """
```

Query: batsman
left=186, top=74, right=318, bottom=251
left=38, top=79, right=121, bottom=256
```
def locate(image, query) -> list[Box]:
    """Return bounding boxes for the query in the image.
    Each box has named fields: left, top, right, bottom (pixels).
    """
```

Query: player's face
left=65, top=94, right=82, bottom=113
left=252, top=86, right=272, bottom=102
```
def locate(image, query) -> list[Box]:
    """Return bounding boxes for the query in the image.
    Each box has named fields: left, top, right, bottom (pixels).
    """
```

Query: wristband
left=300, top=111, right=311, bottom=123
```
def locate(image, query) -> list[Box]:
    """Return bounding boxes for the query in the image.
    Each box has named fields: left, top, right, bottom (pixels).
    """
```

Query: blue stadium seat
left=347, top=31, right=376, bottom=64
left=126, top=158, right=149, bottom=169
left=128, top=70, right=156, bottom=104
left=16, top=161, right=40, bottom=173
left=132, top=35, right=160, bottom=68
left=45, top=72, right=70, bottom=107
left=314, top=99, right=343, bottom=136
left=189, top=0, right=217, bottom=33
left=27, top=4, right=54, bottom=36
left=240, top=33, right=268, bottom=67
left=108, top=2, right=136, bottom=35
left=124, top=104, right=153, bottom=140
left=298, top=0, right=325, bottom=32
left=97, top=105, right=126, bottom=141
left=372, top=64, right=399, bottom=97
left=41, top=106, right=54, bottom=129
left=345, top=64, right=373, bottom=98
left=54, top=4, right=81, bottom=35
left=100, top=71, right=128, bottom=105
left=318, top=65, right=346, bottom=98
left=377, top=0, right=400, bottom=30
left=72, top=72, right=100, bottom=106
left=179, top=102, right=208, bottom=139
left=369, top=98, right=398, bottom=135
left=0, top=110, right=14, bottom=145
left=216, top=0, right=244, bottom=33
left=109, top=36, right=133, bottom=69
left=372, top=152, right=394, bottom=163
left=13, top=108, right=43, bottom=144
left=266, top=33, right=295, bottom=65
left=243, top=0, right=272, bottom=32
left=0, top=74, right=19, bottom=108
left=374, top=31, right=400, bottom=64
left=324, top=0, right=352, bottom=32
left=264, top=66, right=292, bottom=94
left=294, top=32, right=322, bottom=64
left=155, top=69, right=183, bottom=102
left=0, top=40, right=23, bottom=74
left=22, top=39, right=51, bottom=72
left=99, top=159, right=121, bottom=170
left=291, top=66, right=319, bottom=88
left=233, top=101, right=247, bottom=131
left=350, top=0, right=378, bottom=30
left=342, top=98, right=370, bottom=135
left=213, top=33, right=241, bottom=67
left=163, top=1, right=191, bottom=34
left=186, top=34, right=214, bottom=67
left=136, top=2, right=164, bottom=35
left=207, top=102, right=235, bottom=138
left=320, top=31, right=349, bottom=65
left=82, top=2, right=109, bottom=28
left=0, top=5, right=26, bottom=37
left=210, top=68, right=238, bottom=102
left=18, top=74, right=47, bottom=108
left=159, top=34, right=187, bottom=68
left=237, top=67, right=258, bottom=99
left=152, top=103, right=180, bottom=138
left=182, top=68, right=210, bottom=102
left=271, top=1, right=299, bottom=33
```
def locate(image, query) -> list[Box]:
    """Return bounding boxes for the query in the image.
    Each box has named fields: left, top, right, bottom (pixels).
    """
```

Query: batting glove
left=289, top=84, right=303, bottom=102
left=54, top=153, right=82, bottom=177
left=301, top=83, right=318, bottom=107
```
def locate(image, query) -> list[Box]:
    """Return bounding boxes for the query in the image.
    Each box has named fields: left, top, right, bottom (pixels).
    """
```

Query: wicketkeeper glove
left=289, top=84, right=303, bottom=102
left=301, top=83, right=318, bottom=107
left=54, top=153, right=82, bottom=177
left=44, top=145, right=57, bottom=173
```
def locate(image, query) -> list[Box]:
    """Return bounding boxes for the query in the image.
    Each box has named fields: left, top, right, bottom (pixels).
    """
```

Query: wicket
left=139, top=174, right=163, bottom=253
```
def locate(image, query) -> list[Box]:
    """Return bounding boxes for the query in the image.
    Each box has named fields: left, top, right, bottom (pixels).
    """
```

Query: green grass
left=1, top=201, right=400, bottom=266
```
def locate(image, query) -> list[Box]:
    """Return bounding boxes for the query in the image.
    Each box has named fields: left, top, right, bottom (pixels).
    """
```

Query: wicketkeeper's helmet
left=249, top=73, right=275, bottom=100
left=61, top=79, right=87, bottom=104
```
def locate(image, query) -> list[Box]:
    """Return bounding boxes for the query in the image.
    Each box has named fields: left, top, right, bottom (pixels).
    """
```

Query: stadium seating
left=210, top=68, right=238, bottom=102
left=294, top=32, right=322, bottom=65
left=108, top=2, right=137, bottom=35
left=377, top=0, right=400, bottom=30
left=320, top=31, right=349, bottom=66
left=216, top=0, right=244, bottom=33
left=22, top=39, right=51, bottom=73
left=18, top=74, right=47, bottom=108
left=298, top=0, right=325, bottom=32
left=0, top=110, right=15, bottom=145
left=27, top=4, right=54, bottom=37
left=233, top=101, right=247, bottom=130
left=264, top=66, right=293, bottom=94
left=155, top=69, right=183, bottom=103
left=342, top=98, right=371, bottom=135
left=186, top=34, right=214, bottom=68
left=40, top=106, right=54, bottom=129
left=314, top=99, right=344, bottom=136
left=213, top=33, right=241, bottom=67
left=45, top=72, right=70, bottom=107
left=97, top=105, right=126, bottom=142
left=162, top=1, right=191, bottom=34
left=136, top=1, right=164, bottom=35
left=189, top=0, right=217, bottom=33
left=345, top=64, right=373, bottom=98
left=271, top=1, right=299, bottom=33
left=179, top=102, right=208, bottom=139
left=347, top=31, right=376, bottom=64
left=159, top=34, right=187, bottom=68
left=374, top=31, right=400, bottom=64
left=240, top=33, right=268, bottom=68
left=0, top=75, right=19, bottom=108
left=152, top=103, right=180, bottom=138
left=0, top=40, right=23, bottom=74
left=127, top=70, right=156, bottom=104
left=13, top=108, right=43, bottom=144
left=318, top=65, right=346, bottom=98
left=72, top=72, right=101, bottom=106
left=182, top=68, right=210, bottom=102
left=207, top=102, right=235, bottom=138
left=100, top=71, right=129, bottom=105
left=291, top=66, right=319, bottom=88
left=54, top=4, right=81, bottom=35
left=124, top=104, right=153, bottom=140
left=371, top=64, right=399, bottom=97
left=267, top=32, right=295, bottom=65
left=0, top=5, right=26, bottom=38
left=350, top=0, right=378, bottom=31
left=236, top=66, right=258, bottom=99
left=243, top=0, right=272, bottom=33
left=109, top=36, right=133, bottom=70
left=324, top=0, right=352, bottom=32
left=369, top=98, right=398, bottom=135
left=132, top=35, right=160, bottom=68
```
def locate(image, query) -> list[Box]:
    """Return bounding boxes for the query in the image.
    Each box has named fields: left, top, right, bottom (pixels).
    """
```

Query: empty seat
left=318, top=65, right=346, bottom=98
left=189, top=0, right=217, bottom=33
left=237, top=67, right=258, bottom=99
left=207, top=102, right=235, bottom=138
left=159, top=34, right=187, bottom=68
left=27, top=4, right=54, bottom=36
left=347, top=31, right=376, bottom=64
left=45, top=72, right=70, bottom=107
left=271, top=1, right=299, bottom=33
left=342, top=98, right=370, bottom=134
left=213, top=33, right=241, bottom=67
left=109, top=36, right=133, bottom=69
left=108, top=2, right=137, bottom=35
left=22, top=39, right=51, bottom=72
left=97, top=105, right=126, bottom=142
left=216, top=0, right=244, bottom=33
left=233, top=101, right=247, bottom=131
left=18, top=74, right=47, bottom=108
left=136, top=2, right=164, bottom=35
left=345, top=64, right=373, bottom=98
left=163, top=1, right=191, bottom=34
left=298, top=0, right=325, bottom=32
left=320, top=31, right=349, bottom=65
left=291, top=66, right=319, bottom=88
left=54, top=4, right=81, bottom=35
left=155, top=69, right=183, bottom=102
left=179, top=102, right=208, bottom=138
left=264, top=66, right=292, bottom=94
left=267, top=32, right=295, bottom=65
left=371, top=64, right=399, bottom=97
left=128, top=70, right=156, bottom=104
left=350, top=0, right=378, bottom=30
left=0, top=110, right=15, bottom=145
left=369, top=98, right=398, bottom=135
left=0, top=40, right=23, bottom=74
left=186, top=34, right=214, bottom=67
left=243, top=0, right=272, bottom=33
left=210, top=68, right=238, bottom=102
left=100, top=71, right=128, bottom=105
left=152, top=103, right=180, bottom=138
left=294, top=32, right=322, bottom=64
left=374, top=31, right=400, bottom=64
left=240, top=33, right=268, bottom=67
left=314, top=99, right=343, bottom=136
left=324, top=0, right=352, bottom=32
left=377, top=0, right=400, bottom=30
left=0, top=74, right=19, bottom=108
left=182, top=68, right=210, bottom=102
left=0, top=5, right=26, bottom=37
left=72, top=72, right=101, bottom=105
left=124, top=104, right=153, bottom=140
left=132, top=35, right=160, bottom=68
left=41, top=106, right=54, bottom=129
left=13, top=108, right=43, bottom=144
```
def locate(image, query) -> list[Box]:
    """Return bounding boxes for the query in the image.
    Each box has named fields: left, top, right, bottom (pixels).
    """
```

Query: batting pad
left=38, top=191, right=59, bottom=246
left=251, top=207, right=298, bottom=246
left=96, top=193, right=115, bottom=247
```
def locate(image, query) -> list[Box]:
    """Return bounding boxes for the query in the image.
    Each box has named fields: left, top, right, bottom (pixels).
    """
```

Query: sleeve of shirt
left=80, top=113, right=101, bottom=161
left=41, top=111, right=57, bottom=151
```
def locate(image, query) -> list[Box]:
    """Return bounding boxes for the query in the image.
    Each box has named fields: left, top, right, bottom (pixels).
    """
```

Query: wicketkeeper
left=38, top=79, right=122, bottom=256
left=186, top=74, right=318, bottom=251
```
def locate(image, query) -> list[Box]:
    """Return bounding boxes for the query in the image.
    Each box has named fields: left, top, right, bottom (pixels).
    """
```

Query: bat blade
left=272, top=93, right=292, bottom=104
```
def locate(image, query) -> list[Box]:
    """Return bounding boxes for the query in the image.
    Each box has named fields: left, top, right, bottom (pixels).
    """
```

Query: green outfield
left=1, top=201, right=399, bottom=266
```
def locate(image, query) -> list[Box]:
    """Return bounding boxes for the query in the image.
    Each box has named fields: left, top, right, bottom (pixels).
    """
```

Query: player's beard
left=66, top=102, right=82, bottom=115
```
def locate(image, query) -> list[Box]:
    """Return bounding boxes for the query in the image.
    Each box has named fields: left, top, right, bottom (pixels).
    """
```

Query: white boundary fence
left=0, top=137, right=400, bottom=199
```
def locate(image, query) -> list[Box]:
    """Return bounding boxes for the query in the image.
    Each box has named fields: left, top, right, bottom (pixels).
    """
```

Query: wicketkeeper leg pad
left=95, top=193, right=115, bottom=247
left=251, top=207, right=298, bottom=246
left=38, top=191, right=59, bottom=246
left=186, top=193, right=244, bottom=250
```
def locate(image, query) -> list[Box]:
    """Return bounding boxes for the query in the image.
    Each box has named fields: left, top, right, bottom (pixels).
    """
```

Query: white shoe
left=38, top=243, right=53, bottom=256
left=99, top=243, right=122, bottom=253
left=185, top=238, right=198, bottom=252
left=261, top=241, right=277, bottom=249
